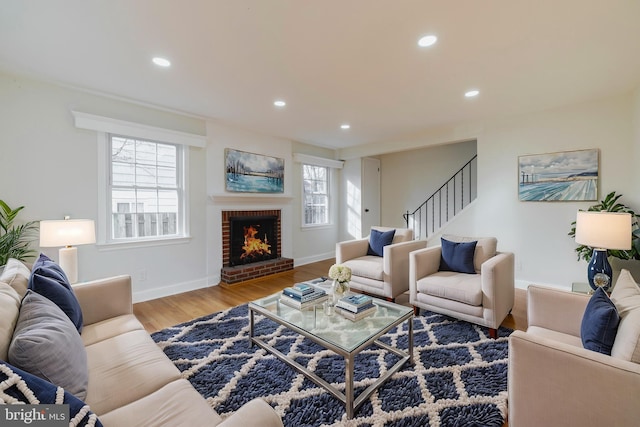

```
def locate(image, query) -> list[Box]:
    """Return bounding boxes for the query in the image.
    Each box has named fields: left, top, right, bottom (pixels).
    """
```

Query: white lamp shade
left=575, top=211, right=632, bottom=250
left=40, top=219, right=96, bottom=247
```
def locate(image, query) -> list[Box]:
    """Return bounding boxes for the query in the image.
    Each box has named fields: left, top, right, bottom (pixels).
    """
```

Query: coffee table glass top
left=249, top=293, right=413, bottom=353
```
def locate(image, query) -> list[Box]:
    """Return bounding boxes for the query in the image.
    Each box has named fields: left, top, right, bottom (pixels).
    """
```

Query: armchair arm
left=479, top=252, right=514, bottom=326
left=217, top=399, right=283, bottom=427
left=336, top=238, right=369, bottom=263
left=72, top=275, right=133, bottom=326
left=384, top=240, right=428, bottom=296
left=509, top=330, right=640, bottom=427
left=409, top=246, right=441, bottom=301
left=527, top=285, right=590, bottom=337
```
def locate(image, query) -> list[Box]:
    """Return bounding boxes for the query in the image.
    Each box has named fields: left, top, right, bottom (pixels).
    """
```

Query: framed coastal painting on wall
left=518, top=149, right=599, bottom=201
left=225, top=148, right=284, bottom=193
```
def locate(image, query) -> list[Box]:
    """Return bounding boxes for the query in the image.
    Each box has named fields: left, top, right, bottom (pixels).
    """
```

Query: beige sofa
left=1, top=261, right=283, bottom=427
left=508, top=270, right=640, bottom=427
left=336, top=226, right=427, bottom=300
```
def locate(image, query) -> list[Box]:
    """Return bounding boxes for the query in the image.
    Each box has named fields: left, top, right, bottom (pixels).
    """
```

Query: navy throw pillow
left=28, top=253, right=83, bottom=333
left=439, top=238, right=477, bottom=274
left=581, top=287, right=620, bottom=355
left=0, top=361, right=102, bottom=426
left=367, top=229, right=396, bottom=257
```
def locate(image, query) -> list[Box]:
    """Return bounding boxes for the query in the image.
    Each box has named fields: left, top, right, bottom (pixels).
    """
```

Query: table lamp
left=39, top=217, right=96, bottom=284
left=575, top=210, right=631, bottom=291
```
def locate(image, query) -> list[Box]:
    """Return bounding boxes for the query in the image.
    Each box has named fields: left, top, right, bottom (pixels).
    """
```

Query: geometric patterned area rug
left=151, top=304, right=512, bottom=427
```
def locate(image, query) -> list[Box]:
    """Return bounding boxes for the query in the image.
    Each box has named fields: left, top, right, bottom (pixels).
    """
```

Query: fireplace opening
left=229, top=215, right=278, bottom=266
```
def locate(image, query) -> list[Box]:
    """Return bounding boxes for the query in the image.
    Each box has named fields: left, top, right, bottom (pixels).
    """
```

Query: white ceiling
left=2, top=1, right=640, bottom=149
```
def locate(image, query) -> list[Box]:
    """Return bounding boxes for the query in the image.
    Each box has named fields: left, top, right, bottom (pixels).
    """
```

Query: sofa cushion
left=99, top=379, right=221, bottom=427
left=0, top=258, right=30, bottom=298
left=0, top=360, right=103, bottom=426
left=29, top=253, right=83, bottom=332
left=342, top=256, right=384, bottom=281
left=439, top=238, right=477, bottom=274
left=81, top=314, right=145, bottom=347
left=526, top=326, right=584, bottom=348
left=610, top=269, right=640, bottom=362
left=84, top=329, right=181, bottom=415
left=8, top=290, right=88, bottom=400
left=442, top=235, right=497, bottom=272
left=0, top=282, right=21, bottom=361
left=581, top=287, right=620, bottom=355
left=417, top=271, right=483, bottom=306
left=367, top=228, right=396, bottom=256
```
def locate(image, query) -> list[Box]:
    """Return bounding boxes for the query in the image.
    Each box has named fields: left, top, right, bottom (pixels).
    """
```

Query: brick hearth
left=221, top=257, right=294, bottom=284
left=220, top=209, right=293, bottom=284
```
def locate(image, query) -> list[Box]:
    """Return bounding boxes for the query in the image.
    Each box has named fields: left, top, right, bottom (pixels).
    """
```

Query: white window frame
left=107, top=134, right=186, bottom=243
left=71, top=111, right=206, bottom=249
left=302, top=163, right=331, bottom=227
left=293, top=153, right=344, bottom=230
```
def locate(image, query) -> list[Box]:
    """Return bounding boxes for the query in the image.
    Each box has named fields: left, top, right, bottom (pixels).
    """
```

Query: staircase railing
left=403, top=155, right=477, bottom=240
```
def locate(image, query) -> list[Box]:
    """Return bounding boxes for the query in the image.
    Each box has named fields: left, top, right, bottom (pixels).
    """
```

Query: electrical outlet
left=138, top=269, right=147, bottom=282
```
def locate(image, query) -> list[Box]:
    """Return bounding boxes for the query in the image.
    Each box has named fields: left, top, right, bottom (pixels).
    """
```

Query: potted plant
left=0, top=200, right=39, bottom=267
left=568, top=191, right=640, bottom=283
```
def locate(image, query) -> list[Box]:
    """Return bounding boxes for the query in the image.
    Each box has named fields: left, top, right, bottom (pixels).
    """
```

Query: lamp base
left=587, top=249, right=612, bottom=292
left=59, top=246, right=78, bottom=284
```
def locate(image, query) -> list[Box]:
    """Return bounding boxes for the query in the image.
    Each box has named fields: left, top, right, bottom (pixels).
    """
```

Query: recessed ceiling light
left=152, top=57, right=171, bottom=67
left=465, top=90, right=480, bottom=98
left=273, top=100, right=286, bottom=107
left=340, top=124, right=351, bottom=130
left=417, top=35, right=438, bottom=47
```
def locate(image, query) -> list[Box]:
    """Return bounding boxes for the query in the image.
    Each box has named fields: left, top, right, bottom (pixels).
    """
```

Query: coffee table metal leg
left=408, top=315, right=414, bottom=365
left=249, top=308, right=255, bottom=348
left=345, top=354, right=355, bottom=419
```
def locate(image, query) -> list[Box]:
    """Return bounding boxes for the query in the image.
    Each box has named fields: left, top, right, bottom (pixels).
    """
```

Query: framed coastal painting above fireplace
left=225, top=148, right=284, bottom=193
left=518, top=148, right=599, bottom=201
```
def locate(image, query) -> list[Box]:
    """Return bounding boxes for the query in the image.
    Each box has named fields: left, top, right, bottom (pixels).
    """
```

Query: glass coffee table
left=248, top=293, right=413, bottom=418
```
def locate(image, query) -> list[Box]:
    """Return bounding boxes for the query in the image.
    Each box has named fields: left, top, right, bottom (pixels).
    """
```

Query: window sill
left=300, top=224, right=334, bottom=231
left=97, top=236, right=192, bottom=251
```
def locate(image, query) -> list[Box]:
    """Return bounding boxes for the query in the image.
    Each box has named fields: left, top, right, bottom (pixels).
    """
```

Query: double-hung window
left=303, top=164, right=329, bottom=226
left=109, top=135, right=184, bottom=241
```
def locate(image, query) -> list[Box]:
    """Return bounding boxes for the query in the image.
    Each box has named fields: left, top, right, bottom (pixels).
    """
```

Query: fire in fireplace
left=229, top=215, right=278, bottom=266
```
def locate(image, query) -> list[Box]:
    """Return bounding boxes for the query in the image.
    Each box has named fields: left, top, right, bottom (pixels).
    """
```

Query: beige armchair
left=409, top=235, right=514, bottom=338
left=508, top=276, right=640, bottom=427
left=336, top=226, right=427, bottom=300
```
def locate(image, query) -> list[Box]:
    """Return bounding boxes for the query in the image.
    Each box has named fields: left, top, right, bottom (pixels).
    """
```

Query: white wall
left=291, top=141, right=340, bottom=265
left=339, top=91, right=636, bottom=290
left=632, top=87, right=640, bottom=209
left=378, top=140, right=477, bottom=228
left=0, top=72, right=209, bottom=302
left=475, top=93, right=634, bottom=288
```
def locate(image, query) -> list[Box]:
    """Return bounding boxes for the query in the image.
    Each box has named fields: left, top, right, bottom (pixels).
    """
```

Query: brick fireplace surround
left=220, top=209, right=293, bottom=284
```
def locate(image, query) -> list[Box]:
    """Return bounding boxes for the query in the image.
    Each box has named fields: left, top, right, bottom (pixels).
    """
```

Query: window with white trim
left=303, top=164, right=329, bottom=226
left=108, top=135, right=185, bottom=241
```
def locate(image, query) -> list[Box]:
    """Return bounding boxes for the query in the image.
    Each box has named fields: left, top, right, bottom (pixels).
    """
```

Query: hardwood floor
left=134, top=258, right=528, bottom=333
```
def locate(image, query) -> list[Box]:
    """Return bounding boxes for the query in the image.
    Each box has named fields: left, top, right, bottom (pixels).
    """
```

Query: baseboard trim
left=132, top=255, right=336, bottom=302
left=133, top=277, right=213, bottom=303
left=294, top=252, right=335, bottom=267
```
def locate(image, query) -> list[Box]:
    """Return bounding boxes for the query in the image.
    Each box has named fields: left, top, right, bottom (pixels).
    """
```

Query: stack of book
left=280, top=282, right=328, bottom=310
left=335, top=294, right=377, bottom=321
